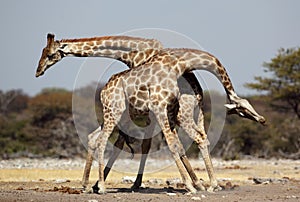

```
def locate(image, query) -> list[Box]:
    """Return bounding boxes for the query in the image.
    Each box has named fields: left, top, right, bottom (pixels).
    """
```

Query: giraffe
left=35, top=34, right=207, bottom=192
left=78, top=48, right=266, bottom=194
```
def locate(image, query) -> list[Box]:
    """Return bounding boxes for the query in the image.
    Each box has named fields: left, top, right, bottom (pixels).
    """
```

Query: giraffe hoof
left=186, top=184, right=197, bottom=194
left=90, top=181, right=106, bottom=194
left=207, top=186, right=215, bottom=193
left=82, top=186, right=93, bottom=194
left=97, top=189, right=106, bottom=195
left=94, top=185, right=106, bottom=194
left=131, top=183, right=144, bottom=191
left=193, top=182, right=206, bottom=191
left=214, top=185, right=223, bottom=192
left=207, top=185, right=222, bottom=193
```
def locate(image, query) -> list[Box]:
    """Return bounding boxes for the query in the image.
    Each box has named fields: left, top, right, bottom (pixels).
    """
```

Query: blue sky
left=1, top=0, right=299, bottom=96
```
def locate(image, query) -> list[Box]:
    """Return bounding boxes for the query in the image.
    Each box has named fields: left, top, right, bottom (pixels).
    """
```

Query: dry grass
left=1, top=158, right=299, bottom=184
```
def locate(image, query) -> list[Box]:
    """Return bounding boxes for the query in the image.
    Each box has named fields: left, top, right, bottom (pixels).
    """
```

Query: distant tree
left=0, top=89, right=29, bottom=115
left=246, top=47, right=300, bottom=119
left=28, top=88, right=72, bottom=125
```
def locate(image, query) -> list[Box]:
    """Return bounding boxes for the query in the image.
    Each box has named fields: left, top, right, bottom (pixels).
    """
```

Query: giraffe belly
left=127, top=94, right=150, bottom=114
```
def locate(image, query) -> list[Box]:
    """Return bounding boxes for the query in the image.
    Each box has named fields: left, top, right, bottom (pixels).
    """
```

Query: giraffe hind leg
left=103, top=129, right=126, bottom=180
left=151, top=105, right=197, bottom=194
left=131, top=138, right=152, bottom=190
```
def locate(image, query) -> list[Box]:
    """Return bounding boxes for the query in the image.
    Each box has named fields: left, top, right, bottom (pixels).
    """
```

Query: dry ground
left=0, top=158, right=300, bottom=202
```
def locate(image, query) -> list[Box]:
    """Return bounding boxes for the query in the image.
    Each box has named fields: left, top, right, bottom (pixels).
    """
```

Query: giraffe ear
left=224, top=103, right=237, bottom=109
left=47, top=33, right=55, bottom=46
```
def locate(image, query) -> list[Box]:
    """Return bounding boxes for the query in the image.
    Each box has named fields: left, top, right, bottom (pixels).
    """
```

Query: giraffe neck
left=59, top=36, right=163, bottom=68
left=167, top=48, right=240, bottom=103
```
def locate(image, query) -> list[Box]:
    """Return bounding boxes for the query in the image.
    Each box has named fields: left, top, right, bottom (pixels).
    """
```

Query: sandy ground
left=0, top=158, right=300, bottom=202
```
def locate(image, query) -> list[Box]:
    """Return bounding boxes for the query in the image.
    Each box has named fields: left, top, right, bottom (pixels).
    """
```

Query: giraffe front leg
left=91, top=123, right=115, bottom=194
left=82, top=148, right=94, bottom=192
left=95, top=130, right=111, bottom=194
left=82, top=126, right=102, bottom=192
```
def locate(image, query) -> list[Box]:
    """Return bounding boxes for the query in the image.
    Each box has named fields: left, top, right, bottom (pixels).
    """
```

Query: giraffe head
left=36, top=33, right=63, bottom=77
left=225, top=98, right=266, bottom=125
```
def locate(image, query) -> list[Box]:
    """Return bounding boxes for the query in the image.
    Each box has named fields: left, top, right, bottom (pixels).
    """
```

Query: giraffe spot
left=130, top=71, right=137, bottom=77
left=141, top=75, right=149, bottom=82
left=96, top=41, right=103, bottom=46
left=145, top=49, right=154, bottom=56
left=129, top=95, right=136, bottom=103
left=112, top=41, right=119, bottom=47
left=136, top=99, right=144, bottom=108
left=83, top=46, right=90, bottom=50
left=170, top=60, right=177, bottom=66
left=155, top=86, right=161, bottom=92
left=92, top=46, right=99, bottom=51
left=138, top=43, right=146, bottom=50
left=156, top=69, right=167, bottom=78
left=162, top=56, right=171, bottom=64
left=143, top=68, right=150, bottom=75
left=156, top=57, right=163, bottom=62
left=114, top=88, right=120, bottom=95
left=200, top=54, right=211, bottom=60
left=122, top=54, right=129, bottom=60
left=215, top=58, right=222, bottom=67
left=209, top=63, right=217, bottom=71
left=218, top=67, right=225, bottom=75
left=152, top=101, right=159, bottom=105
left=104, top=41, right=112, bottom=47
left=127, top=77, right=136, bottom=84
left=76, top=43, right=84, bottom=48
left=139, top=85, right=147, bottom=91
left=134, top=52, right=144, bottom=65
left=161, top=90, right=169, bottom=98
left=137, top=91, right=148, bottom=100
left=129, top=42, right=137, bottom=49
left=87, top=41, right=95, bottom=46
left=126, top=86, right=135, bottom=95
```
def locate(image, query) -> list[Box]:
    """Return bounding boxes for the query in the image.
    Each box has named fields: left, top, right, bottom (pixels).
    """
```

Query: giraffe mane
left=59, top=36, right=158, bottom=43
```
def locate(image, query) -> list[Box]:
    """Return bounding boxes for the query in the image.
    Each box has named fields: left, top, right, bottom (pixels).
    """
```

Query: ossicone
left=47, top=33, right=55, bottom=45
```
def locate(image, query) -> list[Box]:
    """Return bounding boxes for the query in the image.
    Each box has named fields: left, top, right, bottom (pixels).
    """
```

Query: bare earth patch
left=0, top=158, right=300, bottom=201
